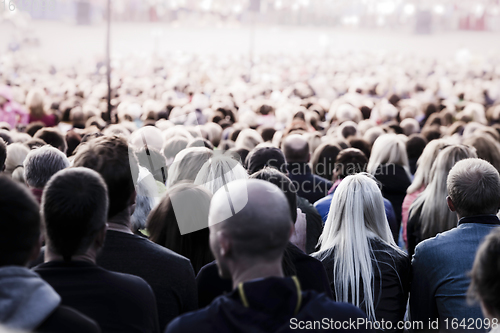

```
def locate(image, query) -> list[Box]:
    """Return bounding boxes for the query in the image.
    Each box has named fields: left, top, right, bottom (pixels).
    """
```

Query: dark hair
left=311, top=142, right=342, bottom=181
left=147, top=184, right=213, bottom=274
left=0, top=176, right=40, bottom=266
left=334, top=148, right=368, bottom=179
left=187, top=138, right=214, bottom=150
left=421, top=125, right=442, bottom=142
left=24, top=138, right=47, bottom=150
left=73, top=135, right=138, bottom=219
left=34, top=128, right=68, bottom=154
left=0, top=138, right=6, bottom=171
left=65, top=130, right=82, bottom=157
left=26, top=121, right=45, bottom=137
left=468, top=227, right=500, bottom=318
left=250, top=167, right=298, bottom=222
left=347, top=138, right=371, bottom=159
left=406, top=134, right=428, bottom=161
left=0, top=129, right=12, bottom=145
left=258, top=126, right=276, bottom=142
left=42, top=168, right=108, bottom=262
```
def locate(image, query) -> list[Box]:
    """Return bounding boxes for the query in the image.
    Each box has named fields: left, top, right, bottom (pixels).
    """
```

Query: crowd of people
left=0, top=49, right=500, bottom=332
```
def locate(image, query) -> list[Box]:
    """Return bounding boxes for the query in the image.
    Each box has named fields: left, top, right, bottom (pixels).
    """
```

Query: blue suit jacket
left=410, top=215, right=500, bottom=332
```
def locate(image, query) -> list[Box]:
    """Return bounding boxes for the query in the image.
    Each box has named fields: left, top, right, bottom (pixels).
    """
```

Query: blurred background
left=1, top=0, right=500, bottom=67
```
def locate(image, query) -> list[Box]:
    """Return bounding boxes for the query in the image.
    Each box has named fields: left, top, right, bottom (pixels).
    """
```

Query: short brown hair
left=73, top=135, right=138, bottom=219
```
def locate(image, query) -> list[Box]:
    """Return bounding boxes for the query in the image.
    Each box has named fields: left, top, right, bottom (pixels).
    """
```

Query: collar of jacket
left=458, top=215, right=500, bottom=226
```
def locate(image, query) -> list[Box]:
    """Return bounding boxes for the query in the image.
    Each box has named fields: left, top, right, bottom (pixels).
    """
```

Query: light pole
left=106, top=0, right=112, bottom=122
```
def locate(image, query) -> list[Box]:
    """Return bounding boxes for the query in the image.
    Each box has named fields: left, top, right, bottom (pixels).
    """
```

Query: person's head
left=468, top=228, right=500, bottom=320
left=334, top=148, right=368, bottom=180
left=0, top=138, right=6, bottom=172
left=316, top=173, right=397, bottom=321
left=24, top=145, right=70, bottom=189
left=447, top=159, right=500, bottom=218
left=194, top=153, right=248, bottom=194
left=407, top=138, right=449, bottom=194
left=147, top=183, right=213, bottom=274
left=310, top=142, right=342, bottom=181
left=406, top=134, right=428, bottom=163
left=347, top=137, right=371, bottom=159
left=245, top=145, right=287, bottom=175
left=162, top=136, right=188, bottom=166
left=26, top=88, right=46, bottom=118
left=411, top=144, right=478, bottom=240
left=26, top=122, right=45, bottom=137
left=25, top=138, right=47, bottom=150
left=400, top=118, right=420, bottom=136
left=209, top=179, right=293, bottom=279
left=5, top=143, right=30, bottom=183
left=250, top=167, right=298, bottom=222
left=73, top=135, right=138, bottom=219
left=135, top=146, right=167, bottom=184
left=367, top=134, right=410, bottom=177
left=34, top=128, right=68, bottom=154
left=42, top=168, right=108, bottom=262
left=167, top=147, right=212, bottom=188
left=0, top=176, right=40, bottom=267
left=282, top=134, right=309, bottom=163
left=463, top=135, right=500, bottom=173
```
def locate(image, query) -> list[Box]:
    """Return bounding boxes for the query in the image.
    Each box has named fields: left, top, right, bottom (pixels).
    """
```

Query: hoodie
left=166, top=276, right=370, bottom=333
left=0, top=266, right=61, bottom=331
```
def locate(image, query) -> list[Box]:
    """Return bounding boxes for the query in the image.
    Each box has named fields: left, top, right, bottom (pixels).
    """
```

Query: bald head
left=282, top=134, right=309, bottom=163
left=209, top=179, right=292, bottom=263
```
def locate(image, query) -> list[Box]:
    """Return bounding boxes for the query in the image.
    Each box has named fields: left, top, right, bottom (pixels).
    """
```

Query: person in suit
left=411, top=158, right=500, bottom=331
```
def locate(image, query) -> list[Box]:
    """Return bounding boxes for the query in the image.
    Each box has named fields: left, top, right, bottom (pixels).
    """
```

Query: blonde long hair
left=367, top=134, right=411, bottom=179
left=409, top=144, right=477, bottom=240
left=315, top=173, right=403, bottom=321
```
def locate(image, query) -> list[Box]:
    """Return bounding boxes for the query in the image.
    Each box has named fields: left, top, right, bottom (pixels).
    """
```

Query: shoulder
left=302, top=291, right=367, bottom=320
left=314, top=194, right=332, bottom=208
left=37, top=305, right=101, bottom=333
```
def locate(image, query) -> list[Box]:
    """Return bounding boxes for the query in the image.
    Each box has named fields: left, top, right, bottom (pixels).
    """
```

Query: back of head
left=367, top=134, right=409, bottom=176
left=447, top=159, right=500, bottom=217
left=162, top=136, right=188, bottom=164
left=245, top=145, right=287, bottom=175
left=209, top=179, right=292, bottom=264
left=147, top=183, right=213, bottom=273
left=468, top=228, right=500, bottom=319
left=0, top=176, right=40, bottom=267
left=73, top=135, right=137, bottom=219
left=250, top=167, right=298, bottom=222
left=406, top=134, right=428, bottom=161
left=194, top=152, right=248, bottom=194
left=24, top=146, right=70, bottom=189
left=5, top=143, right=30, bottom=182
left=311, top=142, right=342, bottom=181
left=463, top=135, right=500, bottom=173
left=167, top=147, right=212, bottom=188
left=334, top=148, right=368, bottom=179
left=347, top=137, right=371, bottom=159
left=234, top=129, right=263, bottom=151
left=282, top=134, right=309, bottom=163
left=42, top=168, right=109, bottom=262
left=34, top=128, right=68, bottom=154
left=415, top=144, right=478, bottom=239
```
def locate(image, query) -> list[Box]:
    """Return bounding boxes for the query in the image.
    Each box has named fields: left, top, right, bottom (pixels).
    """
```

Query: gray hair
left=447, top=159, right=500, bottom=217
left=24, top=146, right=70, bottom=189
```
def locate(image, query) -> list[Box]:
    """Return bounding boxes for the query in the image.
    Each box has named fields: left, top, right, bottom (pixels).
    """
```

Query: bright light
left=275, top=0, right=283, bottom=10
left=377, top=16, right=386, bottom=26
left=292, top=3, right=300, bottom=11
left=200, top=0, right=212, bottom=12
left=377, top=1, right=396, bottom=15
left=475, top=5, right=485, bottom=17
left=434, top=5, right=445, bottom=15
left=403, top=4, right=415, bottom=16
left=342, top=16, right=360, bottom=26
left=299, top=0, right=310, bottom=7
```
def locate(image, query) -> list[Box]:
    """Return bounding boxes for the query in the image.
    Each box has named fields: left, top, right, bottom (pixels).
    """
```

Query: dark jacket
left=167, top=276, right=372, bottom=333
left=287, top=162, right=332, bottom=204
left=34, top=260, right=160, bottom=333
left=315, top=238, right=410, bottom=333
left=0, top=266, right=100, bottom=333
left=297, top=196, right=323, bottom=254
left=96, top=230, right=197, bottom=331
left=406, top=204, right=423, bottom=258
left=374, top=164, right=411, bottom=241
left=196, top=243, right=332, bottom=308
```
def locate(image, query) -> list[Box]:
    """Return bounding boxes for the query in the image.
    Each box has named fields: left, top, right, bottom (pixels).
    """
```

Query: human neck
left=231, top=260, right=284, bottom=290
left=107, top=209, right=133, bottom=234
left=45, top=247, right=97, bottom=264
